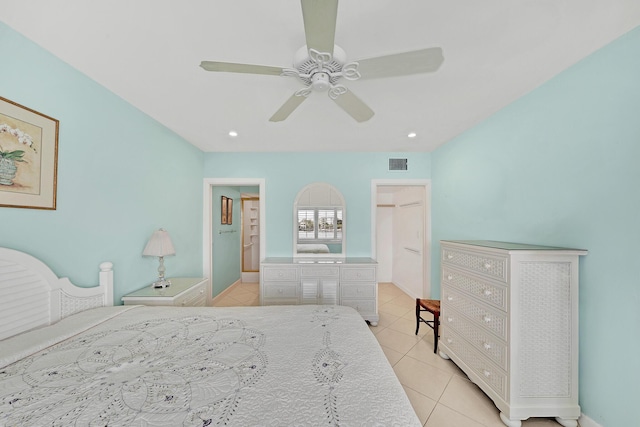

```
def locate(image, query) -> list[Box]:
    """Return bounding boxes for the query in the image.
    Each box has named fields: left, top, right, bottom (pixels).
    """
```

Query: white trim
left=203, top=178, right=266, bottom=306
left=578, top=413, right=603, bottom=427
left=370, top=179, right=432, bottom=298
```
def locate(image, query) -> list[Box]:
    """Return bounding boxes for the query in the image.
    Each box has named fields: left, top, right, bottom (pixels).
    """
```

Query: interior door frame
left=370, top=179, right=431, bottom=298
left=203, top=178, right=266, bottom=305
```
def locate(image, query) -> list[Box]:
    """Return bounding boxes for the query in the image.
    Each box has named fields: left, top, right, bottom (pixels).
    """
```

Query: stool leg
left=415, top=300, right=420, bottom=335
left=433, top=312, right=440, bottom=354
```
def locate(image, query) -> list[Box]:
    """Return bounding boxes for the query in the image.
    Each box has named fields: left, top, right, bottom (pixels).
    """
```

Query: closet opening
left=371, top=179, right=431, bottom=299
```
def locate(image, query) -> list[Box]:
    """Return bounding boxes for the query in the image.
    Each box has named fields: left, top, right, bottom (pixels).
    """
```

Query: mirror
left=293, top=182, right=345, bottom=257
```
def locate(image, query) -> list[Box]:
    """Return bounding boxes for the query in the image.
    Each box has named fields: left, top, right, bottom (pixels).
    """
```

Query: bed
left=0, top=247, right=420, bottom=426
left=296, top=243, right=331, bottom=254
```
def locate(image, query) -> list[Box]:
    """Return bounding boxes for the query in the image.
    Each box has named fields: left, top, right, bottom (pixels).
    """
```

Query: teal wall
left=211, top=186, right=242, bottom=297
left=203, top=152, right=431, bottom=257
left=0, top=23, right=204, bottom=303
left=431, top=26, right=640, bottom=427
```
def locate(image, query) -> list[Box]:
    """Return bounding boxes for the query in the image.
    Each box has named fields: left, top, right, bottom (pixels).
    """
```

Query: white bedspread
left=0, top=305, right=420, bottom=426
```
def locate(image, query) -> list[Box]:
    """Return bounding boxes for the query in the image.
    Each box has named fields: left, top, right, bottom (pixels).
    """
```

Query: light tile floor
left=213, top=281, right=573, bottom=427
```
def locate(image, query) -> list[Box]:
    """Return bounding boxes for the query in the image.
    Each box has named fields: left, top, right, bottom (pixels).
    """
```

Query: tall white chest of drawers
left=260, top=257, right=378, bottom=325
left=439, top=241, right=587, bottom=427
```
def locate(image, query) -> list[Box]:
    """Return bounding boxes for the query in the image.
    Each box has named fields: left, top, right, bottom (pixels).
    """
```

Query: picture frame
left=0, top=96, right=59, bottom=210
left=221, top=196, right=228, bottom=224
left=226, top=196, right=233, bottom=225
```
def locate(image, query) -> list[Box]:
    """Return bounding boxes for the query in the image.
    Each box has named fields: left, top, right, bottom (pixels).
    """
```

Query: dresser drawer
left=341, top=267, right=376, bottom=282
left=441, top=247, right=508, bottom=283
left=340, top=299, right=376, bottom=316
left=341, top=283, right=376, bottom=298
left=441, top=328, right=507, bottom=401
left=263, top=283, right=298, bottom=299
left=263, top=266, right=298, bottom=282
left=175, top=281, right=207, bottom=306
left=300, top=266, right=339, bottom=277
left=442, top=267, right=507, bottom=312
left=442, top=285, right=507, bottom=341
left=442, top=306, right=507, bottom=370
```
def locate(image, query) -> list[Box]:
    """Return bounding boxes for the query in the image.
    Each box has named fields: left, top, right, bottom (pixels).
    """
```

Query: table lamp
left=142, top=228, right=175, bottom=288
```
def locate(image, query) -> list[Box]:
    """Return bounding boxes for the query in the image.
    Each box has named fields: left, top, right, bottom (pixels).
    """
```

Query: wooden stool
left=415, top=298, right=440, bottom=353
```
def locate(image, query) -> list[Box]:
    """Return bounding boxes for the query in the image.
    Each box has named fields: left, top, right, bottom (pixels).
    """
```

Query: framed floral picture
left=0, top=96, right=59, bottom=210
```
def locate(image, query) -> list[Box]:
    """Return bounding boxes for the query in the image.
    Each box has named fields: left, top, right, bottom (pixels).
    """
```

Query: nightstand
left=121, top=277, right=208, bottom=306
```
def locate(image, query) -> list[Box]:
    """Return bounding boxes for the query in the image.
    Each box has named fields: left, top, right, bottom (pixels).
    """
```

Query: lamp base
left=151, top=278, right=172, bottom=288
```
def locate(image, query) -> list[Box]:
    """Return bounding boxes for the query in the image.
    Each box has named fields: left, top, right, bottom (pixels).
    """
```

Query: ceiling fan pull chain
left=328, top=84, right=348, bottom=100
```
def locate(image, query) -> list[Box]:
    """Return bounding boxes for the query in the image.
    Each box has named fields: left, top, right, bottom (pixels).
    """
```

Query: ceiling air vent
left=389, top=158, right=408, bottom=171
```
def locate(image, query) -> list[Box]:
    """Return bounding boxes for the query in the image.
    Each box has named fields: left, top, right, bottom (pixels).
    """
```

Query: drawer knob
left=483, top=315, right=492, bottom=323
left=484, top=263, right=492, bottom=269
left=483, top=370, right=491, bottom=378
left=447, top=275, right=453, bottom=280
left=483, top=289, right=492, bottom=296
left=483, top=342, right=492, bottom=350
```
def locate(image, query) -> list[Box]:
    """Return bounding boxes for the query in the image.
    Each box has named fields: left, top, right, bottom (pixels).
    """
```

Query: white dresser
left=438, top=241, right=587, bottom=427
left=260, top=258, right=378, bottom=325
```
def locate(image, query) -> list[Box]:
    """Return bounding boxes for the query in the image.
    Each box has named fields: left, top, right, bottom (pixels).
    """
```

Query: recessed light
left=407, top=132, right=417, bottom=138
left=228, top=130, right=238, bottom=137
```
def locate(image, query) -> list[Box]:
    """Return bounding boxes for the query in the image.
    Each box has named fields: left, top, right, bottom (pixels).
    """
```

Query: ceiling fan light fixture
left=311, top=73, right=331, bottom=91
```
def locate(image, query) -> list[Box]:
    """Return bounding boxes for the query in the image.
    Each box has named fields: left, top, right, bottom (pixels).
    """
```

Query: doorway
left=203, top=178, right=266, bottom=305
left=371, top=179, right=431, bottom=299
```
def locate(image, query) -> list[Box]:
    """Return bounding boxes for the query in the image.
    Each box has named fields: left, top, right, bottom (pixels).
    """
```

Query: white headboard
left=0, top=247, right=114, bottom=341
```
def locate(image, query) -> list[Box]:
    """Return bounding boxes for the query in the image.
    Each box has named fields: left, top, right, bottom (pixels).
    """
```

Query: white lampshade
left=142, top=229, right=176, bottom=257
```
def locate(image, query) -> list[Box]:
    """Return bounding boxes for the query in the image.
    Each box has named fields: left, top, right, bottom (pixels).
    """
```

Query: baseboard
left=210, top=279, right=241, bottom=305
left=579, top=413, right=602, bottom=427
left=241, top=271, right=259, bottom=282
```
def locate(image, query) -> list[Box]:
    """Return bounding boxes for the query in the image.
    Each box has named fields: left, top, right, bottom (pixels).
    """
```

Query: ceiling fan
left=200, top=0, right=444, bottom=123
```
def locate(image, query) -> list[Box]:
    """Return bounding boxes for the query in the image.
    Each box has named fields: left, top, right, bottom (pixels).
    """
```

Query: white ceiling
left=2, top=0, right=639, bottom=153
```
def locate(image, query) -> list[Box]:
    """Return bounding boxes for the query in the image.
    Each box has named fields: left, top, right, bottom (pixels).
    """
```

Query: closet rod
left=398, top=201, right=421, bottom=208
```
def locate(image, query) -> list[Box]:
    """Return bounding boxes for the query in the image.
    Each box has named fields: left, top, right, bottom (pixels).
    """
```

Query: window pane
left=298, top=209, right=315, bottom=239
left=318, top=209, right=335, bottom=239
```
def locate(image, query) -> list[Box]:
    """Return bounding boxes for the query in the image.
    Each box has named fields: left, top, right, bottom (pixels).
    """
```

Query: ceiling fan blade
left=301, top=0, right=338, bottom=55
left=269, top=93, right=308, bottom=122
left=200, top=61, right=284, bottom=76
left=355, top=47, right=444, bottom=80
left=332, top=89, right=374, bottom=123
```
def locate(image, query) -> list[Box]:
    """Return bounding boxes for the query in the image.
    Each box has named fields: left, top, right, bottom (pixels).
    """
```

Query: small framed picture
left=226, top=197, right=233, bottom=225
left=221, top=196, right=228, bottom=224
